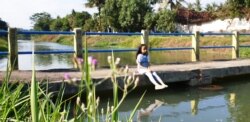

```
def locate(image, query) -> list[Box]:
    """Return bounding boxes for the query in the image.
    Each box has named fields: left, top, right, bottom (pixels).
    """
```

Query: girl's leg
left=152, top=72, right=168, bottom=87
left=145, top=72, right=165, bottom=90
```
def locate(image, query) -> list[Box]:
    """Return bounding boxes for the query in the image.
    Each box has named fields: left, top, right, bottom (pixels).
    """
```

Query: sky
left=0, top=0, right=226, bottom=29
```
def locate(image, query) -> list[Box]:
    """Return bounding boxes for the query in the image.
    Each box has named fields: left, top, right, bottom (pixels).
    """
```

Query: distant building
left=177, top=18, right=250, bottom=33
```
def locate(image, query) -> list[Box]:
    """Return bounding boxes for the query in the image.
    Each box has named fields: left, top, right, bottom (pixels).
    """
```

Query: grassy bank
left=0, top=37, right=7, bottom=51
left=32, top=35, right=250, bottom=47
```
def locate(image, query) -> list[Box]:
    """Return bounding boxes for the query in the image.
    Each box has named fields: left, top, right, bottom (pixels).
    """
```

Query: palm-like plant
left=159, top=0, right=187, bottom=10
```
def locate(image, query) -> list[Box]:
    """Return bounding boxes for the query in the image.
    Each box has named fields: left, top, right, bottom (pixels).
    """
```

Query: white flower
left=81, top=103, right=85, bottom=112
left=76, top=96, right=81, bottom=106
left=107, top=56, right=112, bottom=64
left=115, top=57, right=121, bottom=65
left=134, top=77, right=139, bottom=87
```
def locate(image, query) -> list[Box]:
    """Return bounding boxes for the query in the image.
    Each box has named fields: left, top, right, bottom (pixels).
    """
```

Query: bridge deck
left=1, top=59, right=250, bottom=94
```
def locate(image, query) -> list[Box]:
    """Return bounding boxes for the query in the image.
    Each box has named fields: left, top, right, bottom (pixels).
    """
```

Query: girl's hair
left=136, top=44, right=148, bottom=59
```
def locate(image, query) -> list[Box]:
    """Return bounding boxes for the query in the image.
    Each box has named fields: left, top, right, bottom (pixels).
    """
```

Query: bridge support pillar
left=141, top=30, right=149, bottom=46
left=232, top=31, right=239, bottom=59
left=191, top=31, right=200, bottom=62
left=73, top=28, right=82, bottom=58
left=8, top=27, right=18, bottom=70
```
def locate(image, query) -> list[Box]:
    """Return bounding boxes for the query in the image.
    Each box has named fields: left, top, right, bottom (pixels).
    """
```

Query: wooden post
left=73, top=28, right=83, bottom=58
left=191, top=31, right=200, bottom=62
left=8, top=28, right=18, bottom=70
left=141, top=30, right=149, bottom=46
left=232, top=31, right=239, bottom=59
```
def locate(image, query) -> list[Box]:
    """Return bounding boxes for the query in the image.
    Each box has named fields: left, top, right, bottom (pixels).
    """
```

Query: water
left=99, top=78, right=250, bottom=122
left=0, top=40, right=232, bottom=71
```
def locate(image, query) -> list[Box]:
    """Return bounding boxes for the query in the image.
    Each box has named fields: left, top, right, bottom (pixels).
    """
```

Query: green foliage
left=85, top=0, right=105, bottom=10
left=0, top=18, right=8, bottom=30
left=66, top=10, right=91, bottom=30
left=0, top=37, right=7, bottom=51
left=226, top=0, right=247, bottom=18
left=83, top=18, right=96, bottom=32
left=50, top=17, right=63, bottom=31
left=30, top=12, right=52, bottom=31
left=194, top=0, right=202, bottom=11
left=246, top=0, right=250, bottom=8
left=205, top=2, right=219, bottom=12
left=31, top=10, right=91, bottom=31
left=240, top=48, right=250, bottom=58
left=143, top=12, right=156, bottom=30
left=118, top=0, right=152, bottom=31
left=101, top=0, right=122, bottom=32
left=156, top=10, right=177, bottom=32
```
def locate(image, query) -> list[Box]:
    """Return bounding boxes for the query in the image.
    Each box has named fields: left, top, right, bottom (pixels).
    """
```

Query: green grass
left=0, top=37, right=8, bottom=51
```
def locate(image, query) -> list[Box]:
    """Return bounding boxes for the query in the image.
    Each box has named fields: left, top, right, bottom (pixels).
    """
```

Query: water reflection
left=137, top=99, right=165, bottom=122
left=96, top=79, right=250, bottom=122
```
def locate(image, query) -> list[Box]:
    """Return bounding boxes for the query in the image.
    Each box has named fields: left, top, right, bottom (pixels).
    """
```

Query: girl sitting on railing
left=136, top=44, right=168, bottom=90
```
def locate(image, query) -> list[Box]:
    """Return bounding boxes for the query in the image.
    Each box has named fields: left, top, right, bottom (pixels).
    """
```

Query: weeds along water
left=0, top=37, right=144, bottom=122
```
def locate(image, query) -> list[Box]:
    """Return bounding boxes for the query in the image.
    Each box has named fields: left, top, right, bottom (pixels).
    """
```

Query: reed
left=0, top=35, right=145, bottom=121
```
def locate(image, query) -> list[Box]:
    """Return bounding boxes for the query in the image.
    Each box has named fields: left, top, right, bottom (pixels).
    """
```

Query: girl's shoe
left=155, top=85, right=165, bottom=90
left=162, top=84, right=168, bottom=88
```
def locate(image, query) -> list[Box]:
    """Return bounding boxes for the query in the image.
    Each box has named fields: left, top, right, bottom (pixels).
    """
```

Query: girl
left=136, top=44, right=168, bottom=90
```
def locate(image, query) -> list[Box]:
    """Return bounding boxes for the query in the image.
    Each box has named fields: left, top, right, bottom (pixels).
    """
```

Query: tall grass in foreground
left=0, top=34, right=146, bottom=121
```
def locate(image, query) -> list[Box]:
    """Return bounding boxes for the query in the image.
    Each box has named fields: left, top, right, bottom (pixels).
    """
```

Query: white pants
left=137, top=68, right=166, bottom=86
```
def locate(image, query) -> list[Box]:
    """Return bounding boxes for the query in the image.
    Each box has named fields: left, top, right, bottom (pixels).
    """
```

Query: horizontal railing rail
left=239, top=33, right=250, bottom=35
left=200, top=45, right=234, bottom=49
left=240, top=45, right=250, bottom=48
left=200, top=33, right=233, bottom=36
left=149, top=32, right=193, bottom=36
left=150, top=47, right=193, bottom=51
left=18, top=31, right=75, bottom=35
left=85, top=32, right=142, bottom=36
left=0, top=47, right=195, bottom=56
left=0, top=52, right=8, bottom=55
left=0, top=30, right=8, bottom=35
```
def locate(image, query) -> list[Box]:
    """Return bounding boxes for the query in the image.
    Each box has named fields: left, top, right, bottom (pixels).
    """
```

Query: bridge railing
left=1, top=27, right=250, bottom=70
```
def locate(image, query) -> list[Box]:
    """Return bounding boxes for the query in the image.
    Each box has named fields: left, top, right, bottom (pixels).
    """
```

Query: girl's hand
left=147, top=67, right=151, bottom=72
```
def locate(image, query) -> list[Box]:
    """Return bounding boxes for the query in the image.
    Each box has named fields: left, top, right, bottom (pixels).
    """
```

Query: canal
left=107, top=77, right=250, bottom=122
left=1, top=40, right=249, bottom=121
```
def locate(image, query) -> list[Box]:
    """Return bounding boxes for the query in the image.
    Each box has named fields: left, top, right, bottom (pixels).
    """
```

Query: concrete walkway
left=1, top=59, right=250, bottom=82
left=1, top=59, right=250, bottom=94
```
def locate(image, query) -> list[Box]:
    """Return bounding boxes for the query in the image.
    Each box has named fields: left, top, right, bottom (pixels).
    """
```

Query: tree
left=161, top=0, right=186, bottom=10
left=61, top=18, right=71, bottom=31
left=143, top=12, right=157, bottom=31
left=85, top=0, right=105, bottom=12
left=0, top=18, right=8, bottom=30
left=194, top=0, right=202, bottom=11
left=66, top=10, right=91, bottom=30
left=156, top=10, right=176, bottom=32
left=85, top=0, right=106, bottom=31
left=30, top=12, right=52, bottom=31
left=118, top=0, right=152, bottom=31
left=226, top=0, right=245, bottom=18
left=205, top=3, right=218, bottom=12
left=101, top=0, right=122, bottom=31
left=83, top=18, right=96, bottom=32
left=246, top=0, right=250, bottom=8
left=187, top=3, right=195, bottom=10
left=50, top=17, right=63, bottom=31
